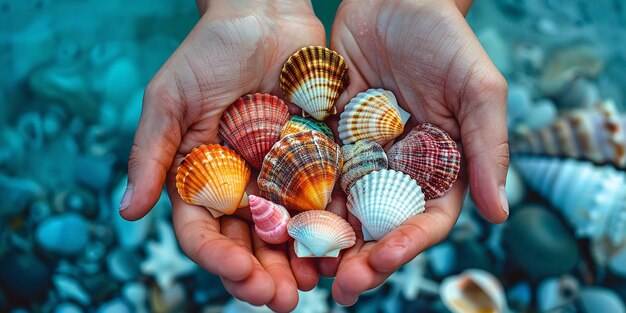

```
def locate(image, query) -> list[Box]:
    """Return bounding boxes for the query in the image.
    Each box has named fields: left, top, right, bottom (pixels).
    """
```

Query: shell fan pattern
left=258, top=131, right=342, bottom=212
left=218, top=93, right=290, bottom=169
left=176, top=144, right=251, bottom=218
left=340, top=140, right=388, bottom=194
left=388, top=123, right=461, bottom=200
left=347, top=169, right=426, bottom=241
left=287, top=210, right=356, bottom=258
left=338, top=88, right=410, bottom=146
left=280, top=46, right=350, bottom=121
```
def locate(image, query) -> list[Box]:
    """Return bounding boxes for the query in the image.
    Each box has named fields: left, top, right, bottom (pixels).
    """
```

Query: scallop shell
left=249, top=195, right=290, bottom=245
left=218, top=93, right=290, bottom=169
left=511, top=100, right=626, bottom=169
left=280, top=46, right=350, bottom=121
left=258, top=131, right=342, bottom=211
left=340, top=140, right=388, bottom=194
left=287, top=210, right=356, bottom=257
left=388, top=123, right=461, bottom=200
left=440, top=269, right=507, bottom=313
left=347, top=169, right=425, bottom=241
left=176, top=144, right=250, bottom=218
left=338, top=88, right=410, bottom=145
left=280, top=115, right=334, bottom=140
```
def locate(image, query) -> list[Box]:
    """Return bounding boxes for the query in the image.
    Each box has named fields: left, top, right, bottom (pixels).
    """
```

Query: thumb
left=119, top=84, right=181, bottom=221
left=458, top=69, right=509, bottom=223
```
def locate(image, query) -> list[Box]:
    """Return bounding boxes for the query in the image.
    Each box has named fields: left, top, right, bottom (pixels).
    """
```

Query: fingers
left=332, top=243, right=389, bottom=306
left=368, top=178, right=466, bottom=272
left=220, top=217, right=275, bottom=306
left=169, top=185, right=255, bottom=282
left=289, top=242, right=319, bottom=291
left=253, top=235, right=299, bottom=312
left=457, top=67, right=510, bottom=223
left=120, top=85, right=181, bottom=221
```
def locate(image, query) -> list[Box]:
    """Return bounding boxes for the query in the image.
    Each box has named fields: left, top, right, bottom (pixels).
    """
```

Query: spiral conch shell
left=511, top=100, right=626, bottom=169
left=347, top=169, right=425, bottom=241
left=280, top=46, right=350, bottom=121
left=218, top=93, right=290, bottom=169
left=338, top=88, right=410, bottom=145
left=249, top=195, right=290, bottom=245
left=287, top=210, right=356, bottom=258
left=388, top=123, right=461, bottom=200
left=280, top=115, right=334, bottom=140
left=340, top=140, right=388, bottom=194
left=258, top=131, right=342, bottom=211
left=176, top=144, right=250, bottom=218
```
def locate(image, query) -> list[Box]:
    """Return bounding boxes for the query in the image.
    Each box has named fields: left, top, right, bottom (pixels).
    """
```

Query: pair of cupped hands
left=119, top=0, right=509, bottom=310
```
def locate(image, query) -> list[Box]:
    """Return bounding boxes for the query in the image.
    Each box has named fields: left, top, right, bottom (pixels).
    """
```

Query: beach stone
left=107, top=248, right=142, bottom=281
left=522, top=99, right=557, bottom=130
left=0, top=252, right=51, bottom=304
left=504, top=206, right=579, bottom=279
left=36, top=213, right=89, bottom=256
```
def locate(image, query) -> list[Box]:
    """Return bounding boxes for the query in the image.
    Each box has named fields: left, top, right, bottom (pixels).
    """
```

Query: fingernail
left=498, top=185, right=509, bottom=215
left=119, top=184, right=134, bottom=211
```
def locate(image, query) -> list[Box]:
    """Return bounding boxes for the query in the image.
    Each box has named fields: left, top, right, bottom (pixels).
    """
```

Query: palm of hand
left=325, top=0, right=509, bottom=305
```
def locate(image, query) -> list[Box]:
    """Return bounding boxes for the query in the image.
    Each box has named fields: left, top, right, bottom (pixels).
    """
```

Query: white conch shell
left=347, top=169, right=425, bottom=241
left=287, top=210, right=356, bottom=258
left=440, top=269, right=507, bottom=313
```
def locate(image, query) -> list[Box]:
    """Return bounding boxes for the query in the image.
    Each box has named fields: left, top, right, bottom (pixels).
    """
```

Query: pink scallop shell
left=388, top=123, right=460, bottom=200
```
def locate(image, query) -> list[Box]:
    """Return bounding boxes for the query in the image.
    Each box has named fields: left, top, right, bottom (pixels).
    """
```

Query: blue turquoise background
left=1, top=0, right=626, bottom=312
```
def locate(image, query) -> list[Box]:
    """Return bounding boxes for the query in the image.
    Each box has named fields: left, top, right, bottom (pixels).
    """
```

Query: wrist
left=196, top=0, right=314, bottom=18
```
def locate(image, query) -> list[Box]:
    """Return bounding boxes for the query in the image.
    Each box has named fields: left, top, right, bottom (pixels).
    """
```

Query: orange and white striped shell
left=338, top=88, right=410, bottom=145
left=280, top=46, right=350, bottom=121
left=287, top=210, right=356, bottom=258
left=176, top=144, right=250, bottom=218
left=218, top=93, right=290, bottom=169
left=258, top=131, right=342, bottom=211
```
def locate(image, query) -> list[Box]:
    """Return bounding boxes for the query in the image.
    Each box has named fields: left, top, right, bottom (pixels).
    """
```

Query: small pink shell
left=388, top=123, right=460, bottom=199
left=218, top=93, right=290, bottom=169
left=249, top=195, right=290, bottom=244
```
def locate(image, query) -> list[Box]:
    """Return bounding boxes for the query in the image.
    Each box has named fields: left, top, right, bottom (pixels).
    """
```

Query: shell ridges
left=287, top=210, right=356, bottom=258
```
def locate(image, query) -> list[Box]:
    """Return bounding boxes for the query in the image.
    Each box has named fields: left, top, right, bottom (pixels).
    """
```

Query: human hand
left=327, top=0, right=509, bottom=305
left=119, top=1, right=325, bottom=311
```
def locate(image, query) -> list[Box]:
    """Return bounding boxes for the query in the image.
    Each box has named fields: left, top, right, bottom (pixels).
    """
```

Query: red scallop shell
left=218, top=93, right=290, bottom=169
left=388, top=123, right=461, bottom=200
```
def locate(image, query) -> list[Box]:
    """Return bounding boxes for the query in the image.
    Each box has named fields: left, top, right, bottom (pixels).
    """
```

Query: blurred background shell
left=258, top=131, right=342, bottom=211
left=440, top=269, right=507, bottom=313
left=287, top=210, right=356, bottom=258
left=279, top=46, right=349, bottom=121
left=176, top=144, right=250, bottom=218
left=218, top=93, right=290, bottom=169
left=347, top=169, right=425, bottom=241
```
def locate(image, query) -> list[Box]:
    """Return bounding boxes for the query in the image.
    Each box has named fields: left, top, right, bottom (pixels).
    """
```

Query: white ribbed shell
left=287, top=210, right=356, bottom=258
left=347, top=169, right=425, bottom=241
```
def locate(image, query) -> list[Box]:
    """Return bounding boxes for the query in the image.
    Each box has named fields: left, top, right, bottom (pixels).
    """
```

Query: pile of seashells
left=175, top=46, right=461, bottom=258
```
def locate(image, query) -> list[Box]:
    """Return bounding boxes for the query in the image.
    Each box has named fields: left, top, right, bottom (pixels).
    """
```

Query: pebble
left=504, top=206, right=579, bottom=279
left=0, top=252, right=51, bottom=304
left=36, top=213, right=89, bottom=256
left=74, top=155, right=115, bottom=190
left=0, top=175, right=44, bottom=219
left=106, top=248, right=142, bottom=281
left=521, top=99, right=557, bottom=130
